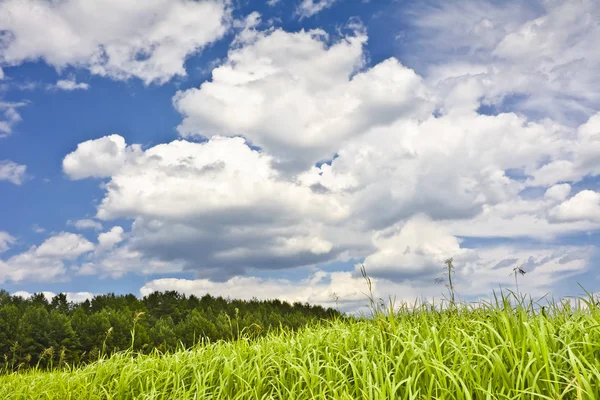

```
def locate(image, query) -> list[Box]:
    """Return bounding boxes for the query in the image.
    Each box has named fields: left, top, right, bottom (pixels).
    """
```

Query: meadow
left=1, top=284, right=599, bottom=399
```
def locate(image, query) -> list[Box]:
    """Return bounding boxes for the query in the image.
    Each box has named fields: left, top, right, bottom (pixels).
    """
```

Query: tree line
left=0, top=290, right=342, bottom=371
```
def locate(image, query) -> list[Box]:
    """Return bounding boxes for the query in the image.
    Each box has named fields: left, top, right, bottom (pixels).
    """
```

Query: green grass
left=1, top=291, right=600, bottom=399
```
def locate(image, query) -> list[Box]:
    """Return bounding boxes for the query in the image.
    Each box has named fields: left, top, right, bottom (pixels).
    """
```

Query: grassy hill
left=1, top=291, right=599, bottom=399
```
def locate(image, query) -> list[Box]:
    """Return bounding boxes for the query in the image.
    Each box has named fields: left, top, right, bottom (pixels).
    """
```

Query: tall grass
left=1, top=286, right=600, bottom=399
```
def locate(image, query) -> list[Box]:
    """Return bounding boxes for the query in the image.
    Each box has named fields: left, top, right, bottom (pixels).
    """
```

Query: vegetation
left=0, top=289, right=340, bottom=371
left=1, top=289, right=600, bottom=399
left=2, top=265, right=600, bottom=398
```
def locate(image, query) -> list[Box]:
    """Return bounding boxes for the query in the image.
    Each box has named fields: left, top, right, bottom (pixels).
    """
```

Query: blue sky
left=1, top=0, right=599, bottom=313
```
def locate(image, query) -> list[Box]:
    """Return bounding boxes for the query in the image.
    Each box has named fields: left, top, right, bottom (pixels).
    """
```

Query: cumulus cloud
left=64, top=13, right=600, bottom=286
left=63, top=134, right=142, bottom=179
left=52, top=7, right=600, bottom=307
left=358, top=215, right=594, bottom=292
left=0, top=0, right=230, bottom=84
left=174, top=19, right=432, bottom=170
left=531, top=112, right=600, bottom=186
left=96, top=226, right=125, bottom=253
left=362, top=214, right=477, bottom=281
left=53, top=79, right=89, bottom=91
left=0, top=160, right=27, bottom=184
left=68, top=219, right=103, bottom=231
left=407, top=0, right=600, bottom=123
left=63, top=134, right=353, bottom=280
left=34, top=232, right=95, bottom=260
left=0, top=232, right=94, bottom=283
left=298, top=110, right=582, bottom=233
left=550, top=190, right=600, bottom=223
left=140, top=242, right=593, bottom=314
left=297, top=0, right=337, bottom=19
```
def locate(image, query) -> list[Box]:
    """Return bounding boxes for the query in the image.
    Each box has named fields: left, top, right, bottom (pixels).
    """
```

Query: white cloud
left=59, top=11, right=600, bottom=301
left=297, top=0, right=337, bottom=18
left=12, top=291, right=94, bottom=303
left=63, top=134, right=351, bottom=280
left=407, top=0, right=600, bottom=124
left=0, top=232, right=15, bottom=253
left=0, top=101, right=26, bottom=137
left=544, top=184, right=571, bottom=202
left=550, top=190, right=600, bottom=223
left=0, top=0, right=230, bottom=85
left=174, top=19, right=432, bottom=170
left=0, top=67, right=4, bottom=80
left=63, top=134, right=142, bottom=180
left=298, top=111, right=579, bottom=234
left=0, top=232, right=94, bottom=283
left=531, top=112, right=600, bottom=186
left=54, top=79, right=89, bottom=91
left=140, top=271, right=422, bottom=314
left=96, top=226, right=125, bottom=253
left=35, top=232, right=95, bottom=260
left=140, top=241, right=593, bottom=314
left=0, top=160, right=27, bottom=184
left=68, top=219, right=103, bottom=231
left=362, top=214, right=477, bottom=280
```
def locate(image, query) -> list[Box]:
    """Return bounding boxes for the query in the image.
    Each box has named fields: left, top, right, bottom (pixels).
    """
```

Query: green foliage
left=0, top=290, right=340, bottom=372
left=2, top=291, right=600, bottom=399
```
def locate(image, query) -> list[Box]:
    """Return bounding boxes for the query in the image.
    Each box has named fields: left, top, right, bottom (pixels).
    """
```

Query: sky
left=0, top=0, right=599, bottom=314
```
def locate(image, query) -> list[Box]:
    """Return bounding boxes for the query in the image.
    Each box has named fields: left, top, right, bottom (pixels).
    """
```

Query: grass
left=1, top=288, right=600, bottom=399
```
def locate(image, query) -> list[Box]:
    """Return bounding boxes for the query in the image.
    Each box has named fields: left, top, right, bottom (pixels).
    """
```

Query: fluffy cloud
left=63, top=134, right=141, bottom=179
left=0, top=160, right=27, bottom=184
left=64, top=134, right=352, bottom=280
left=0, top=0, right=229, bottom=84
left=550, top=190, right=600, bottom=223
left=174, top=19, right=432, bottom=170
left=298, top=110, right=583, bottom=234
left=407, top=0, right=600, bottom=123
left=96, top=226, right=125, bottom=253
left=297, top=0, right=337, bottom=18
left=140, top=241, right=593, bottom=313
left=362, top=215, right=477, bottom=281
left=52, top=7, right=600, bottom=307
left=53, top=79, right=89, bottom=91
left=531, top=113, right=600, bottom=186
left=68, top=219, right=103, bottom=231
left=358, top=215, right=594, bottom=292
left=0, top=232, right=94, bottom=283
left=34, top=232, right=95, bottom=260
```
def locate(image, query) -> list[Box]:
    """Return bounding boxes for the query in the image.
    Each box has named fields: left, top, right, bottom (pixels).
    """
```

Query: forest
left=0, top=289, right=341, bottom=371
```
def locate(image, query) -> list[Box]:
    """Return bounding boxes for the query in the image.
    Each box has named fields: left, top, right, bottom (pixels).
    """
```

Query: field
left=1, top=291, right=599, bottom=399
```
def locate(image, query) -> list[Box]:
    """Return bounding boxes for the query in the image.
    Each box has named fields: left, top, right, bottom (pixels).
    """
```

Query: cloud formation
left=0, top=101, right=25, bottom=137
left=0, top=0, right=230, bottom=84
left=0, top=232, right=94, bottom=283
left=407, top=0, right=600, bottom=124
left=296, top=0, right=337, bottom=19
left=53, top=79, right=89, bottom=91
left=175, top=19, right=432, bottom=170
left=0, top=160, right=27, bottom=184
left=59, top=13, right=600, bottom=295
left=64, top=134, right=352, bottom=280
